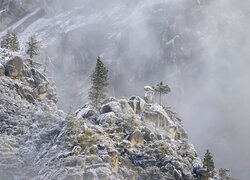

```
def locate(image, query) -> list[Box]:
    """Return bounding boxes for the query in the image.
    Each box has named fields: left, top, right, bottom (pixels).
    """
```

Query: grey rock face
left=4, top=56, right=23, bottom=79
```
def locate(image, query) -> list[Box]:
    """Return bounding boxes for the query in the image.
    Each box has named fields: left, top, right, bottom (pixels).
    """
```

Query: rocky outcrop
left=72, top=97, right=203, bottom=180
left=0, top=55, right=58, bottom=103
left=0, top=55, right=203, bottom=179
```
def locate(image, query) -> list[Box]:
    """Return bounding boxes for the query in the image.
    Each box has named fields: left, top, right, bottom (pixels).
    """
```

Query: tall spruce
left=26, top=35, right=40, bottom=67
left=202, top=149, right=216, bottom=180
left=10, top=33, right=20, bottom=52
left=65, top=105, right=80, bottom=148
left=88, top=57, right=109, bottom=109
left=154, top=81, right=171, bottom=105
left=1, top=30, right=20, bottom=51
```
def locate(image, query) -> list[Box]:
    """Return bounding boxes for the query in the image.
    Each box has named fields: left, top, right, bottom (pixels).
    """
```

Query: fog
left=19, top=0, right=250, bottom=179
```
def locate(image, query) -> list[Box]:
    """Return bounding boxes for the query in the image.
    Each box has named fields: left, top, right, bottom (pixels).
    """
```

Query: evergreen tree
left=88, top=57, right=109, bottom=109
left=153, top=81, right=171, bottom=105
left=202, top=149, right=216, bottom=180
left=26, top=36, right=40, bottom=67
left=66, top=106, right=80, bottom=137
left=219, top=168, right=232, bottom=180
left=65, top=106, right=80, bottom=148
left=1, top=30, right=20, bottom=51
left=10, top=33, right=20, bottom=52
left=1, top=30, right=12, bottom=50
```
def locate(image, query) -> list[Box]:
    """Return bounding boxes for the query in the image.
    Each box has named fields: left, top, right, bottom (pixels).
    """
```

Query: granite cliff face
left=0, top=52, right=203, bottom=180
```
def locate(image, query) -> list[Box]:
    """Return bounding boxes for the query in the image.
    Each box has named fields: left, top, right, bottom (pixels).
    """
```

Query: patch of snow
left=76, top=106, right=91, bottom=119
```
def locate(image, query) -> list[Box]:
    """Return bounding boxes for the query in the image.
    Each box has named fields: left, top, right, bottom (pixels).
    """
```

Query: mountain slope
left=0, top=54, right=203, bottom=179
left=1, top=1, right=249, bottom=179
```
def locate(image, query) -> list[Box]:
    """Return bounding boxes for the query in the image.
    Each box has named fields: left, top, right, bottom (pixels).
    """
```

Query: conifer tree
left=1, top=30, right=12, bottom=50
left=26, top=36, right=40, bottom=67
left=10, top=33, right=20, bottom=52
left=219, top=168, right=232, bottom=180
left=1, top=30, right=20, bottom=51
left=88, top=57, right=109, bottom=109
left=202, top=149, right=216, bottom=180
left=153, top=81, right=171, bottom=105
left=66, top=106, right=80, bottom=142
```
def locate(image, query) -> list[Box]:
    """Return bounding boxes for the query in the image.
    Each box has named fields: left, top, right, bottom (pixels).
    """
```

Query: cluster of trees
left=1, top=30, right=40, bottom=68
left=202, top=149, right=236, bottom=180
left=88, top=57, right=171, bottom=108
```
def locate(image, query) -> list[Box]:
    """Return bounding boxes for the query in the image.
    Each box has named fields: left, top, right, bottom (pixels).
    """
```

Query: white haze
left=7, top=0, right=250, bottom=179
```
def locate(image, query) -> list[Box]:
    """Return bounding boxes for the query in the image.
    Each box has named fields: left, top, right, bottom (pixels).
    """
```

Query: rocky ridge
left=0, top=54, right=203, bottom=180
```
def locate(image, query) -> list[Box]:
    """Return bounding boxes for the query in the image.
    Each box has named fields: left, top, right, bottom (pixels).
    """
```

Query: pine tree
left=219, top=168, right=231, bottom=180
left=153, top=81, right=171, bottom=105
left=88, top=57, right=109, bottom=109
left=66, top=106, right=80, bottom=144
left=202, top=149, right=216, bottom=180
left=10, top=33, right=20, bottom=52
left=1, top=30, right=12, bottom=50
left=26, top=36, right=40, bottom=67
left=1, top=30, right=20, bottom=51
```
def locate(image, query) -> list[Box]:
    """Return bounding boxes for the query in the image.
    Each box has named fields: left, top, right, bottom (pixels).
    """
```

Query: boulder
left=5, top=56, right=23, bottom=79
left=129, top=96, right=146, bottom=114
left=128, top=130, right=144, bottom=147
left=0, top=64, right=5, bottom=76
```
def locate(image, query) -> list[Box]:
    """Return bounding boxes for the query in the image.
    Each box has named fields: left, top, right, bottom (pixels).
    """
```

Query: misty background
left=1, top=0, right=250, bottom=179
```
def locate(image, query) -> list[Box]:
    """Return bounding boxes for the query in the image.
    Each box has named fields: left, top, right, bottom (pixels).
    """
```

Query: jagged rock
left=128, top=130, right=144, bottom=147
left=129, top=96, right=146, bottom=114
left=0, top=64, right=5, bottom=76
left=144, top=86, right=154, bottom=103
left=4, top=56, right=23, bottom=79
